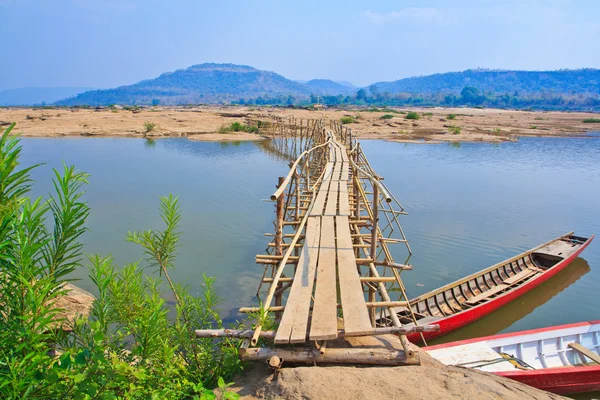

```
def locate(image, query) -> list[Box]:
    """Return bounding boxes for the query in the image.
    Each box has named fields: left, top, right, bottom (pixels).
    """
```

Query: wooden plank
left=332, top=162, right=342, bottom=181
left=275, top=217, right=321, bottom=344
left=309, top=216, right=338, bottom=340
left=323, top=162, right=334, bottom=181
left=340, top=146, right=349, bottom=161
left=310, top=179, right=330, bottom=216
left=466, top=284, right=508, bottom=305
left=324, top=179, right=339, bottom=216
left=332, top=144, right=341, bottom=163
left=338, top=182, right=350, bottom=216
left=569, top=342, right=600, bottom=364
left=336, top=216, right=372, bottom=335
left=502, top=268, right=536, bottom=285
left=340, top=162, right=349, bottom=181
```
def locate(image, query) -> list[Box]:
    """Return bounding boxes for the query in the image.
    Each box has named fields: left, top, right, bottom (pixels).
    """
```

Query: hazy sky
left=1, top=0, right=599, bottom=89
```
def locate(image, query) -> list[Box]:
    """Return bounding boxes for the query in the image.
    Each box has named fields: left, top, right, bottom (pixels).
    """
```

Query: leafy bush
left=340, top=116, right=356, bottom=124
left=219, top=122, right=259, bottom=134
left=448, top=125, right=462, bottom=134
left=379, top=114, right=394, bottom=120
left=405, top=111, right=420, bottom=120
left=0, top=123, right=242, bottom=399
left=144, top=121, right=157, bottom=132
left=530, top=125, right=538, bottom=129
left=422, top=112, right=433, bottom=117
left=447, top=114, right=457, bottom=120
left=534, top=117, right=546, bottom=120
left=583, top=118, right=600, bottom=123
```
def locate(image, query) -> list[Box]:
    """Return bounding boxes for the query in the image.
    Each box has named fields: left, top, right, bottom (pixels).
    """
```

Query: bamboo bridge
left=196, top=118, right=439, bottom=366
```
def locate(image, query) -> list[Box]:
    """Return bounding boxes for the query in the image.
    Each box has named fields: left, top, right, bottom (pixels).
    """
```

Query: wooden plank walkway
left=275, top=137, right=372, bottom=344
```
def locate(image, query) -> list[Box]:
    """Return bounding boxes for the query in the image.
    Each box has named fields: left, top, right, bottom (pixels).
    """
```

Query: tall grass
left=0, top=123, right=241, bottom=399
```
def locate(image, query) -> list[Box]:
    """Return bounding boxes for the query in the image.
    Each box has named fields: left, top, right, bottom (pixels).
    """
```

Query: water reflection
left=428, top=258, right=591, bottom=345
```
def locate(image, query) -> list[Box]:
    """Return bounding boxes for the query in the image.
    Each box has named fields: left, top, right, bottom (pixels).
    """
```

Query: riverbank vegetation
left=218, top=122, right=258, bottom=134
left=0, top=123, right=242, bottom=399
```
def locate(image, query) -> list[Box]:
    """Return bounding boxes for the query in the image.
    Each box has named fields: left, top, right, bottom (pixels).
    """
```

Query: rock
left=412, top=122, right=419, bottom=127
left=52, top=282, right=95, bottom=330
left=0, top=121, right=11, bottom=126
left=440, top=118, right=447, bottom=122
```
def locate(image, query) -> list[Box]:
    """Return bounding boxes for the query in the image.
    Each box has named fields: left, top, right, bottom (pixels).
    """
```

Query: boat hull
left=407, top=235, right=594, bottom=343
left=498, top=365, right=600, bottom=395
left=425, top=321, right=600, bottom=395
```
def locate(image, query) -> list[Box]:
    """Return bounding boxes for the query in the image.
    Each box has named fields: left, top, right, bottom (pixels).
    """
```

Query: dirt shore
left=1, top=105, right=598, bottom=143
left=231, top=335, right=566, bottom=400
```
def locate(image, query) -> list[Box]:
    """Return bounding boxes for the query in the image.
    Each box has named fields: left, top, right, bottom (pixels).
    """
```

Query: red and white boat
left=424, top=321, right=600, bottom=395
left=384, top=233, right=594, bottom=343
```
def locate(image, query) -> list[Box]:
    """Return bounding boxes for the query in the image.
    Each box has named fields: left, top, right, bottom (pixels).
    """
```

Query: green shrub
left=534, top=117, right=545, bottom=120
left=583, top=118, right=600, bottom=123
left=144, top=121, right=156, bottom=132
left=448, top=125, right=462, bottom=134
left=219, top=122, right=259, bottom=133
left=405, top=111, right=420, bottom=120
left=447, top=114, right=457, bottom=120
left=530, top=125, right=538, bottom=129
left=380, top=114, right=394, bottom=120
left=422, top=112, right=433, bottom=117
left=0, top=123, right=242, bottom=399
left=340, top=116, right=356, bottom=124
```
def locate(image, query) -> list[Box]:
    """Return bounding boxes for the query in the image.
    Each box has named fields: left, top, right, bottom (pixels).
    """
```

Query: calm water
left=19, top=136, right=600, bottom=338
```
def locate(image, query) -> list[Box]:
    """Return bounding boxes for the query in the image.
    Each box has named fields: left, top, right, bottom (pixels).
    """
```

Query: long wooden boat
left=384, top=232, right=594, bottom=343
left=424, top=321, right=600, bottom=394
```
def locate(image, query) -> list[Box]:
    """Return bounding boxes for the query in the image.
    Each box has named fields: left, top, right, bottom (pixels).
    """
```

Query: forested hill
left=53, top=64, right=600, bottom=110
left=371, top=69, right=600, bottom=95
left=56, top=63, right=312, bottom=106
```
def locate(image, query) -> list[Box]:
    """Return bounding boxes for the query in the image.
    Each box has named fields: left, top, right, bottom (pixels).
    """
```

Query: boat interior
left=383, top=234, right=589, bottom=326
left=427, top=322, right=600, bottom=372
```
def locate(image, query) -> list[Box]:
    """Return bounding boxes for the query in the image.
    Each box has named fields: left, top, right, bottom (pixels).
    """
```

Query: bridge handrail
left=347, top=143, right=392, bottom=203
left=270, top=134, right=332, bottom=201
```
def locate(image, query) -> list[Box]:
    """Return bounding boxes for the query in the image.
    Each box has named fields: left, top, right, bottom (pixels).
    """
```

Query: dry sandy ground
left=1, top=105, right=598, bottom=143
left=230, top=335, right=566, bottom=400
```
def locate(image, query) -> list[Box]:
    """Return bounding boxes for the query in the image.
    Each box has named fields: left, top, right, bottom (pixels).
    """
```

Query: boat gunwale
left=409, top=231, right=579, bottom=304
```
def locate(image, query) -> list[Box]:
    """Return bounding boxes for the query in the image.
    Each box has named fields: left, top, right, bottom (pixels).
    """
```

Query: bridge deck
left=274, top=139, right=371, bottom=344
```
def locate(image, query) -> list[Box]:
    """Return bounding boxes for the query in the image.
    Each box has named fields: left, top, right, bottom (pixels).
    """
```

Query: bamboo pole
left=239, top=347, right=419, bottom=365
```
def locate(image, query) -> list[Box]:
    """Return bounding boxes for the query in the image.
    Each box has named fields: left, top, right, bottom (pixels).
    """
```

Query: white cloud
left=362, top=8, right=444, bottom=25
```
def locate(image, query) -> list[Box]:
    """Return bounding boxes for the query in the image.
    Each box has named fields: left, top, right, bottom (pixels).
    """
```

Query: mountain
left=0, top=87, right=95, bottom=106
left=370, top=69, right=600, bottom=95
left=304, top=79, right=356, bottom=95
left=56, top=63, right=311, bottom=106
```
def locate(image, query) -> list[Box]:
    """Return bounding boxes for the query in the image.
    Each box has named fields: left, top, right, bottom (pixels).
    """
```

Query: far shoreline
left=1, top=105, right=599, bottom=144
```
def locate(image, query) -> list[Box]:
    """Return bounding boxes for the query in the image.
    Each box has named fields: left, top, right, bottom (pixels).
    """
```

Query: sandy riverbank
left=1, top=105, right=598, bottom=143
left=231, top=335, right=565, bottom=400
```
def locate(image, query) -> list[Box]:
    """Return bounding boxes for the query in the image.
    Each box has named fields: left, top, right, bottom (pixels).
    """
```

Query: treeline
left=233, top=86, right=600, bottom=111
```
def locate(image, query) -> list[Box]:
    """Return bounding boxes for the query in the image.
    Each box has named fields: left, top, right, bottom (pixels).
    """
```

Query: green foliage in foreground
left=405, top=111, right=420, bottom=120
left=339, top=116, right=356, bottom=124
left=0, top=123, right=242, bottom=399
left=583, top=118, right=600, bottom=123
left=218, top=122, right=258, bottom=134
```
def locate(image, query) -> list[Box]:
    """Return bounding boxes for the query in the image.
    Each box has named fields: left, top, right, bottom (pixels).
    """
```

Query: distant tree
left=151, top=98, right=161, bottom=106
left=310, top=93, right=318, bottom=104
left=369, top=85, right=379, bottom=97
left=356, top=89, right=367, bottom=101
left=461, top=86, right=483, bottom=104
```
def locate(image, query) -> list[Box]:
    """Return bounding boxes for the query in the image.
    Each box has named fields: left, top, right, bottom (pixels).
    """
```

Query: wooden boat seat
left=568, top=343, right=600, bottom=364
left=503, top=268, right=538, bottom=285
left=466, top=284, right=508, bottom=305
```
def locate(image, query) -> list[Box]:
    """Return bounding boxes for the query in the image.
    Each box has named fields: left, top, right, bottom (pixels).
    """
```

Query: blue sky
left=1, top=0, right=598, bottom=89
